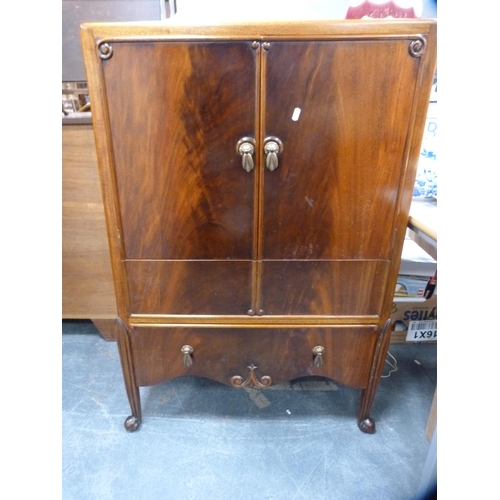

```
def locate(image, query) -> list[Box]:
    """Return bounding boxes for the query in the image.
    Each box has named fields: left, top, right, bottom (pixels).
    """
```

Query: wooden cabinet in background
left=81, top=19, right=437, bottom=432
left=62, top=120, right=117, bottom=338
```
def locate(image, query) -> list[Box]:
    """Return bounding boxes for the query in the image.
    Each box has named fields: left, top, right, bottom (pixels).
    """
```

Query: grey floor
left=62, top=320, right=437, bottom=500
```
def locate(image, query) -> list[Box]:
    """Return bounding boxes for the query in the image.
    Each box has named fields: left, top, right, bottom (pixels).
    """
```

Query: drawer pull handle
left=181, top=345, right=194, bottom=367
left=230, top=364, right=272, bottom=388
left=264, top=137, right=283, bottom=172
left=236, top=137, right=256, bottom=172
left=312, top=346, right=325, bottom=367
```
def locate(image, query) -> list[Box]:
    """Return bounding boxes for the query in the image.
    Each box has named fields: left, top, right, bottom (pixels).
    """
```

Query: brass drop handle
left=236, top=138, right=256, bottom=172
left=312, top=346, right=325, bottom=367
left=264, top=137, right=283, bottom=172
left=181, top=345, right=194, bottom=367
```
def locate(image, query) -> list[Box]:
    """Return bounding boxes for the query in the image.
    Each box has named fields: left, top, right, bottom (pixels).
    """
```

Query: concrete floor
left=62, top=320, right=437, bottom=500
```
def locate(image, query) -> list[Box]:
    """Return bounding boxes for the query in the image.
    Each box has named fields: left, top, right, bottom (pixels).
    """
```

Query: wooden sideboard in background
left=62, top=116, right=117, bottom=340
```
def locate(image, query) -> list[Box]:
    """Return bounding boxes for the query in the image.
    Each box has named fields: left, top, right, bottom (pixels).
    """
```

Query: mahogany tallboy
left=81, top=19, right=437, bottom=432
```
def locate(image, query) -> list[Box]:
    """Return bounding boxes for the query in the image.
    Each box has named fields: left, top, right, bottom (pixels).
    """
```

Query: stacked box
left=390, top=295, right=437, bottom=343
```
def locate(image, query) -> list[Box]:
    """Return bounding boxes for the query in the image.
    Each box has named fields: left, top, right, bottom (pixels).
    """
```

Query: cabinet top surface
left=81, top=19, right=436, bottom=39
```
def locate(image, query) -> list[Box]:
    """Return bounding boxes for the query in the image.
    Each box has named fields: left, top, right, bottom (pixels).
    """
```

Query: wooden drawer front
left=129, top=326, right=378, bottom=389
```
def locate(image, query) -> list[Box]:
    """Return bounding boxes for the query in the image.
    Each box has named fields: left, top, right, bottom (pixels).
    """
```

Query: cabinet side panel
left=101, top=41, right=257, bottom=259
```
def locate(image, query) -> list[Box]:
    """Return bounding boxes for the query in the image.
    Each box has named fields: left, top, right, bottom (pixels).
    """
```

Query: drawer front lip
left=129, top=326, right=378, bottom=389
left=128, top=314, right=381, bottom=326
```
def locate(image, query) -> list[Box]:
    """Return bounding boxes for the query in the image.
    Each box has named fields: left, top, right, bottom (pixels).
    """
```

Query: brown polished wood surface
left=62, top=123, right=117, bottom=319
left=130, top=326, right=378, bottom=388
left=262, top=40, right=418, bottom=260
left=261, top=260, right=390, bottom=316
left=125, top=259, right=389, bottom=316
left=125, top=260, right=252, bottom=315
left=103, top=42, right=257, bottom=260
left=81, top=20, right=437, bottom=432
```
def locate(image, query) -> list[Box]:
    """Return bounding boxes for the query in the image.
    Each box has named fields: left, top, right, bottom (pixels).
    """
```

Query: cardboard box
left=390, top=295, right=437, bottom=343
left=395, top=237, right=437, bottom=298
left=395, top=275, right=431, bottom=299
left=399, top=237, right=437, bottom=277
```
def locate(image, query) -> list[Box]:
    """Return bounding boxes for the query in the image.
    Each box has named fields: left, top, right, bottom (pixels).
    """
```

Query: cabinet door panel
left=262, top=40, right=419, bottom=260
left=102, top=41, right=257, bottom=260
left=261, top=260, right=390, bottom=316
left=126, top=260, right=252, bottom=315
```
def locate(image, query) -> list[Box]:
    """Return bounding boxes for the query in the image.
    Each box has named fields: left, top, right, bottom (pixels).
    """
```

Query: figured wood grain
left=125, top=259, right=389, bottom=317
left=129, top=326, right=378, bottom=388
left=80, top=20, right=437, bottom=432
left=62, top=124, right=117, bottom=318
left=261, top=260, right=390, bottom=316
left=102, top=41, right=257, bottom=260
left=262, top=40, right=418, bottom=260
left=125, top=260, right=252, bottom=315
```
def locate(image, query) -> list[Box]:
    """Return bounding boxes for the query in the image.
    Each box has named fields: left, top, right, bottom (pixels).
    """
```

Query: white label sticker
left=406, top=321, right=437, bottom=342
left=292, top=107, right=301, bottom=121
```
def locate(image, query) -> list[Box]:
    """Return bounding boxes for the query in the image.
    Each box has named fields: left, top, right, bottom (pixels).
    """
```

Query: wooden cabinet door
left=101, top=41, right=258, bottom=315
left=260, top=40, right=420, bottom=315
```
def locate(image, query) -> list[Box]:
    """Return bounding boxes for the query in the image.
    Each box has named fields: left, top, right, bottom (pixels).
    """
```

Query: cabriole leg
left=116, top=319, right=142, bottom=432
left=357, top=319, right=392, bottom=434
